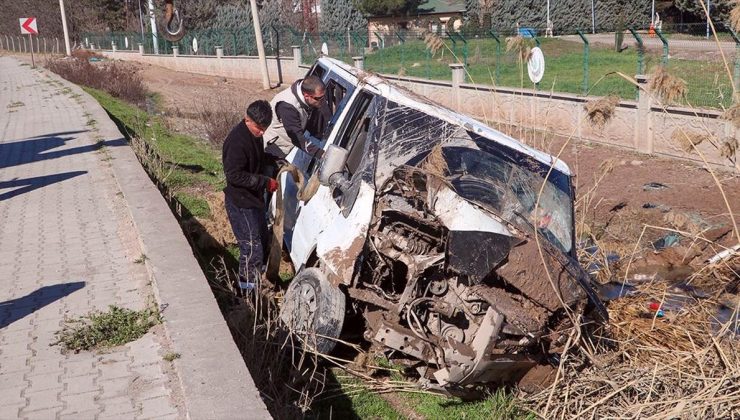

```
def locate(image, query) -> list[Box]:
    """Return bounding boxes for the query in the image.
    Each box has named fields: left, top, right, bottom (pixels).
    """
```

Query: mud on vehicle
left=274, top=57, right=607, bottom=396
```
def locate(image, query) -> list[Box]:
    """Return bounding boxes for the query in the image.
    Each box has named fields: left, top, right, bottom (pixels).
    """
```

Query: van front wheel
left=279, top=268, right=345, bottom=354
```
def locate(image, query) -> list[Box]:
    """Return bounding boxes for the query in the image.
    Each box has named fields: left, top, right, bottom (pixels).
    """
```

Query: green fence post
left=628, top=27, right=645, bottom=75
left=655, top=29, right=669, bottom=65
left=489, top=30, right=501, bottom=85
left=373, top=31, right=385, bottom=72
left=395, top=31, right=405, bottom=71
left=445, top=31, right=457, bottom=61
left=456, top=32, right=468, bottom=68
left=528, top=28, right=541, bottom=47
left=351, top=31, right=366, bottom=58
left=576, top=30, right=590, bottom=96
left=729, top=28, right=740, bottom=94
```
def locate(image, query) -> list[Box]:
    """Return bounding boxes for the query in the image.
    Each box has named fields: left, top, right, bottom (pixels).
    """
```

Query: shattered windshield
left=374, top=99, right=574, bottom=254
left=442, top=146, right=573, bottom=253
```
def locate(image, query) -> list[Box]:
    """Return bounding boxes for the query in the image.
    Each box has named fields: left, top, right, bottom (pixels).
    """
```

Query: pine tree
left=357, top=0, right=426, bottom=16
left=675, top=0, right=733, bottom=23
left=320, top=0, right=367, bottom=31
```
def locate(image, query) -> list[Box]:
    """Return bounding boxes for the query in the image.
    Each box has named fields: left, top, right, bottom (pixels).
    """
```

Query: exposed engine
left=346, top=167, right=601, bottom=394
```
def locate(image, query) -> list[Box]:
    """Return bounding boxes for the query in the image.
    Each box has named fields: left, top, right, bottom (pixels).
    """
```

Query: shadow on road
left=0, top=130, right=127, bottom=170
left=0, top=171, right=88, bottom=201
left=0, top=282, right=86, bottom=329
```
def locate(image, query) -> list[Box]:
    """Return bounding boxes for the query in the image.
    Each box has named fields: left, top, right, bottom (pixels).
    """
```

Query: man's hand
left=267, top=178, right=279, bottom=193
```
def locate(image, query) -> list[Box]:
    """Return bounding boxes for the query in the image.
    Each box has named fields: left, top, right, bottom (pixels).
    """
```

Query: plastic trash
left=643, top=182, right=669, bottom=191
left=711, top=304, right=740, bottom=336
left=652, top=233, right=680, bottom=250
left=642, top=202, right=672, bottom=212
left=597, top=282, right=638, bottom=301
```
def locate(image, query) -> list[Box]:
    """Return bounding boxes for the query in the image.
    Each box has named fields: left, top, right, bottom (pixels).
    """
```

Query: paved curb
left=40, top=66, right=271, bottom=419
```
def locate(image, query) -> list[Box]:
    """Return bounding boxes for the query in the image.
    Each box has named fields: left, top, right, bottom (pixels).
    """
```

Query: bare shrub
left=670, top=129, right=710, bottom=153
left=584, top=95, right=620, bottom=128
left=45, top=58, right=147, bottom=106
left=70, top=49, right=104, bottom=61
left=649, top=66, right=687, bottom=105
left=194, top=98, right=244, bottom=147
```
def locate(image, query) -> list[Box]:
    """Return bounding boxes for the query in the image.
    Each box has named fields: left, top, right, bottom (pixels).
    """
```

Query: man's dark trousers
left=224, top=195, right=267, bottom=289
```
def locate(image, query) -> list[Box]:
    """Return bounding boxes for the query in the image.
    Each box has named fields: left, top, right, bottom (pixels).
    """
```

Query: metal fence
left=0, top=34, right=64, bottom=56
left=3, top=22, right=738, bottom=109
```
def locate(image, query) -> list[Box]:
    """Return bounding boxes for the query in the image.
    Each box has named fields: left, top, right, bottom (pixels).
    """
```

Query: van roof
left=316, top=57, right=572, bottom=176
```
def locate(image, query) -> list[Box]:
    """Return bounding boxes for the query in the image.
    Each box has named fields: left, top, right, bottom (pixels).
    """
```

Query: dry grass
left=584, top=95, right=620, bottom=128
left=523, top=254, right=740, bottom=418
left=648, top=66, right=687, bottom=105
left=195, top=98, right=244, bottom=147
left=720, top=137, right=738, bottom=159
left=421, top=144, right=448, bottom=178
left=198, top=192, right=235, bottom=246
left=505, top=35, right=532, bottom=62
left=731, top=1, right=740, bottom=32
left=423, top=32, right=445, bottom=56
left=721, top=101, right=740, bottom=128
left=45, top=57, right=147, bottom=106
left=70, top=48, right=105, bottom=61
left=671, top=129, right=710, bottom=153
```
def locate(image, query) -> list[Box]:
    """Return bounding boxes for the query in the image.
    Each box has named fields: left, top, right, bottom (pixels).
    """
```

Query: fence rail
left=2, top=23, right=738, bottom=110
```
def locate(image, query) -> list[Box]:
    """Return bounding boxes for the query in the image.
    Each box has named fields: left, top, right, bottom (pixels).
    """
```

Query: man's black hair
left=246, top=100, right=272, bottom=128
left=301, top=75, right=325, bottom=94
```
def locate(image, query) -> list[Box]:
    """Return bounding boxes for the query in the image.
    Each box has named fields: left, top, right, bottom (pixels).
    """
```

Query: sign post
left=19, top=17, right=38, bottom=68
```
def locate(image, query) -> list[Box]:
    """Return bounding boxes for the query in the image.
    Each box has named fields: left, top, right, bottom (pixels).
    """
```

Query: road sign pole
left=59, top=0, right=71, bottom=56
left=250, top=0, right=270, bottom=89
left=29, top=34, right=35, bottom=68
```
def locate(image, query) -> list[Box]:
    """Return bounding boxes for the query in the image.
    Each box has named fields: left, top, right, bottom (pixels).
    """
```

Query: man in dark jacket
left=222, top=100, right=277, bottom=295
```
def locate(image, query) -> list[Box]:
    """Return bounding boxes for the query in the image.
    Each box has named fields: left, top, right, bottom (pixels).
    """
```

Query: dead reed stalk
left=584, top=95, right=620, bottom=128
left=671, top=129, right=710, bottom=153
left=648, top=66, right=687, bottom=105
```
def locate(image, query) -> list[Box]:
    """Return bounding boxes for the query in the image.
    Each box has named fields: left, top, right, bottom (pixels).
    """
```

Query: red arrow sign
left=19, top=17, right=38, bottom=35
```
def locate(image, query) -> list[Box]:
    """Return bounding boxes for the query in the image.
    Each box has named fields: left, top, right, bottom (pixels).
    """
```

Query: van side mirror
left=318, top=144, right=350, bottom=189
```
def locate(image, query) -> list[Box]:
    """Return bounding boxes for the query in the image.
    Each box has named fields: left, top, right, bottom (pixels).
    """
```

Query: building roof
left=417, top=0, right=466, bottom=15
left=367, top=0, right=466, bottom=18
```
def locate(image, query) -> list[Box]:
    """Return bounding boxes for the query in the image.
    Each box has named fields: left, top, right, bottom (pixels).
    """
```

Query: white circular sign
left=527, top=47, right=545, bottom=84
left=192, top=37, right=198, bottom=53
left=125, top=37, right=129, bottom=48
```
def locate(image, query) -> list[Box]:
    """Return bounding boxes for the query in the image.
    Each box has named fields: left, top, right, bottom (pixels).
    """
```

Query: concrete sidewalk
left=0, top=56, right=268, bottom=419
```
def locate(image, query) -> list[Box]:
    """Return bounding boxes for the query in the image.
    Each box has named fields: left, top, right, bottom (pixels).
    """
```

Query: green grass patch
left=309, top=373, right=401, bottom=419
left=54, top=305, right=160, bottom=353
left=403, top=389, right=532, bottom=420
left=174, top=192, right=211, bottom=218
left=163, top=352, right=181, bottom=362
left=83, top=87, right=223, bottom=188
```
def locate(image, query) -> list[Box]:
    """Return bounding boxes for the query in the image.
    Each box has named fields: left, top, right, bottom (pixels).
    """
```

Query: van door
left=280, top=72, right=355, bottom=252
left=288, top=91, right=378, bottom=278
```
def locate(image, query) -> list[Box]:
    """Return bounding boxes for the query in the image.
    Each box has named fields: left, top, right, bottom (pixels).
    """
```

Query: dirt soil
left=135, top=62, right=278, bottom=139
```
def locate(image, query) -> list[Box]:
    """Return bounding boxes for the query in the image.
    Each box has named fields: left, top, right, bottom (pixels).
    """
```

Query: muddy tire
left=279, top=268, right=345, bottom=354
